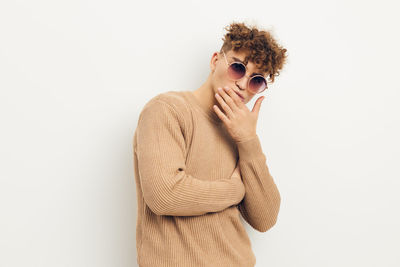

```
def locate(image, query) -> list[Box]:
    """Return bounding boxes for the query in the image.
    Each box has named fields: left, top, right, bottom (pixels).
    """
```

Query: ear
left=210, top=52, right=219, bottom=72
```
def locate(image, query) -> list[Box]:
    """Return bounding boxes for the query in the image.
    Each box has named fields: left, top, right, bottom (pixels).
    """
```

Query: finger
left=215, top=91, right=234, bottom=117
left=217, top=88, right=236, bottom=114
left=224, top=87, right=245, bottom=109
left=213, top=104, right=230, bottom=124
left=251, top=96, right=265, bottom=115
left=221, top=87, right=241, bottom=110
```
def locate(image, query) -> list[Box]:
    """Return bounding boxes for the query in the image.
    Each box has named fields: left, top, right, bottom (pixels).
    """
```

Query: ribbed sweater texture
left=132, top=90, right=281, bottom=267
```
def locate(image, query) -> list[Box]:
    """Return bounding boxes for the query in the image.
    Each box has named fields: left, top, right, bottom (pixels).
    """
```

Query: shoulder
left=139, top=90, right=191, bottom=125
left=148, top=90, right=189, bottom=111
left=136, top=91, right=193, bottom=147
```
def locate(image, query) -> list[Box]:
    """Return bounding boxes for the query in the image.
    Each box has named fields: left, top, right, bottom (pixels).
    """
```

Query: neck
left=192, top=77, right=222, bottom=121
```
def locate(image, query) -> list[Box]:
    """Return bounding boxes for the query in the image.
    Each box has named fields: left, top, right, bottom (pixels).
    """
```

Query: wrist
left=235, top=134, right=257, bottom=143
left=235, top=134, right=265, bottom=160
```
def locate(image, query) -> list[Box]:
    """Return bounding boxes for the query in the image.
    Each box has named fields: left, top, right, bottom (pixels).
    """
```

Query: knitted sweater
left=132, top=90, right=281, bottom=267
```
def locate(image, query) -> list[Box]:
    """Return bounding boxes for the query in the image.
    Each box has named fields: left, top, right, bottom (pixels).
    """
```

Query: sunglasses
left=221, top=50, right=268, bottom=94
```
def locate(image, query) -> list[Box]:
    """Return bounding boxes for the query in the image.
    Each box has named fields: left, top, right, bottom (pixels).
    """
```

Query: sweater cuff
left=236, top=134, right=265, bottom=161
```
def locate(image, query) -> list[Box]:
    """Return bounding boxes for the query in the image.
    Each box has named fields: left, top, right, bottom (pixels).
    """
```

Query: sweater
left=132, top=90, right=281, bottom=267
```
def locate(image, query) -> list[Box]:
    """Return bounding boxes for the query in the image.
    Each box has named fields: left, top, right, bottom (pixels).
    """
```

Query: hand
left=213, top=86, right=264, bottom=143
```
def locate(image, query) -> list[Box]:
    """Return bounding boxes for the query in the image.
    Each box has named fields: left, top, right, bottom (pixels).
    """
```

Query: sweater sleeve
left=235, top=135, right=281, bottom=232
left=135, top=99, right=245, bottom=217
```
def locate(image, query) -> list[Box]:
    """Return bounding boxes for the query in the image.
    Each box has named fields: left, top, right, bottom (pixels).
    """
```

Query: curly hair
left=220, top=21, right=288, bottom=83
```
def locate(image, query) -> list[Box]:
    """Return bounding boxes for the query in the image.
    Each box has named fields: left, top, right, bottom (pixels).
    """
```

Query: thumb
left=252, top=96, right=265, bottom=114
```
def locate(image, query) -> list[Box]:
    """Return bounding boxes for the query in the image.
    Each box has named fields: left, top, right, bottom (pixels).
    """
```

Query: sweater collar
left=183, top=90, right=222, bottom=125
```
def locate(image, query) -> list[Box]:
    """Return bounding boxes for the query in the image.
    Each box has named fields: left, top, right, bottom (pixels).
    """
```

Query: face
left=209, top=49, right=266, bottom=104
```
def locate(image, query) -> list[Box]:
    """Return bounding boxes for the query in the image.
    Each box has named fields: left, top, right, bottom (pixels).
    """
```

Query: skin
left=192, top=49, right=266, bottom=144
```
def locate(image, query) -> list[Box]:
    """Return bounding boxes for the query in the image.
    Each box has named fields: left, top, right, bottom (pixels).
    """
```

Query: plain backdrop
left=1, top=0, right=399, bottom=266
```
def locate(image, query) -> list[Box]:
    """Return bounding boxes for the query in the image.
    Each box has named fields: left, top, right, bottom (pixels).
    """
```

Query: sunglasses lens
left=249, top=76, right=267, bottom=93
left=228, top=63, right=246, bottom=80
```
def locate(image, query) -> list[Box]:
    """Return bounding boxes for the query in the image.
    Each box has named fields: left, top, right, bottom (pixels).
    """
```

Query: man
left=133, top=21, right=288, bottom=267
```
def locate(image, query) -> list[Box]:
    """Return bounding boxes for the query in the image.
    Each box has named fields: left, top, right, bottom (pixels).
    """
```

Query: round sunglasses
left=221, top=50, right=268, bottom=94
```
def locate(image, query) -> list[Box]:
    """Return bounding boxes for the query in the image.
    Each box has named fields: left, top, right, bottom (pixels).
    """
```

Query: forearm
left=140, top=166, right=246, bottom=216
left=236, top=135, right=281, bottom=232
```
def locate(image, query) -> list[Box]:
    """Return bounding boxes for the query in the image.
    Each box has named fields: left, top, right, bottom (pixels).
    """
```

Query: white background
left=1, top=0, right=399, bottom=266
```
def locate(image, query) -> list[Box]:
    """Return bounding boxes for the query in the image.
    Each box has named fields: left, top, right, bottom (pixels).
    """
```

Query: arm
left=235, top=135, right=281, bottom=232
left=135, top=99, right=245, bottom=217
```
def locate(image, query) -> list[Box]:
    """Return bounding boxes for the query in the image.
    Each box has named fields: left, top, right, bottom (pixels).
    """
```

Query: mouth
left=234, top=91, right=245, bottom=102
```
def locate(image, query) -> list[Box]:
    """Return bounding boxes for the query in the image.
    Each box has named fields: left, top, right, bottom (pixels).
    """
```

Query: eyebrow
left=231, top=56, right=264, bottom=76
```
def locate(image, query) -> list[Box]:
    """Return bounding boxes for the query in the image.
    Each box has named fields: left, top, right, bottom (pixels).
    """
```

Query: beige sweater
left=133, top=90, right=281, bottom=267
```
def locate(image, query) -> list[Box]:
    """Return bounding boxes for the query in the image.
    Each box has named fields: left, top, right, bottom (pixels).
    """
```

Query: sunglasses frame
left=221, top=49, right=268, bottom=94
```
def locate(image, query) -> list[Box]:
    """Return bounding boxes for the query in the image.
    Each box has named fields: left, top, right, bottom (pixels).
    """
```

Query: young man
left=133, top=22, right=288, bottom=267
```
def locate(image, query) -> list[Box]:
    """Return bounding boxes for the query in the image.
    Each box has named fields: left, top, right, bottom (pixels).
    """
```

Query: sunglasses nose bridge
left=234, top=69, right=252, bottom=90
left=225, top=62, right=252, bottom=90
left=223, top=53, right=267, bottom=93
left=234, top=71, right=268, bottom=93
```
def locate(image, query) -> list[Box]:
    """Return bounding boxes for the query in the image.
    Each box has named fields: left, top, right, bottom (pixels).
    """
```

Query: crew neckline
left=182, top=90, right=222, bottom=125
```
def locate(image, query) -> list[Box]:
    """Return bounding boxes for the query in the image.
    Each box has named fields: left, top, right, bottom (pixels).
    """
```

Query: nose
left=235, top=75, right=250, bottom=91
